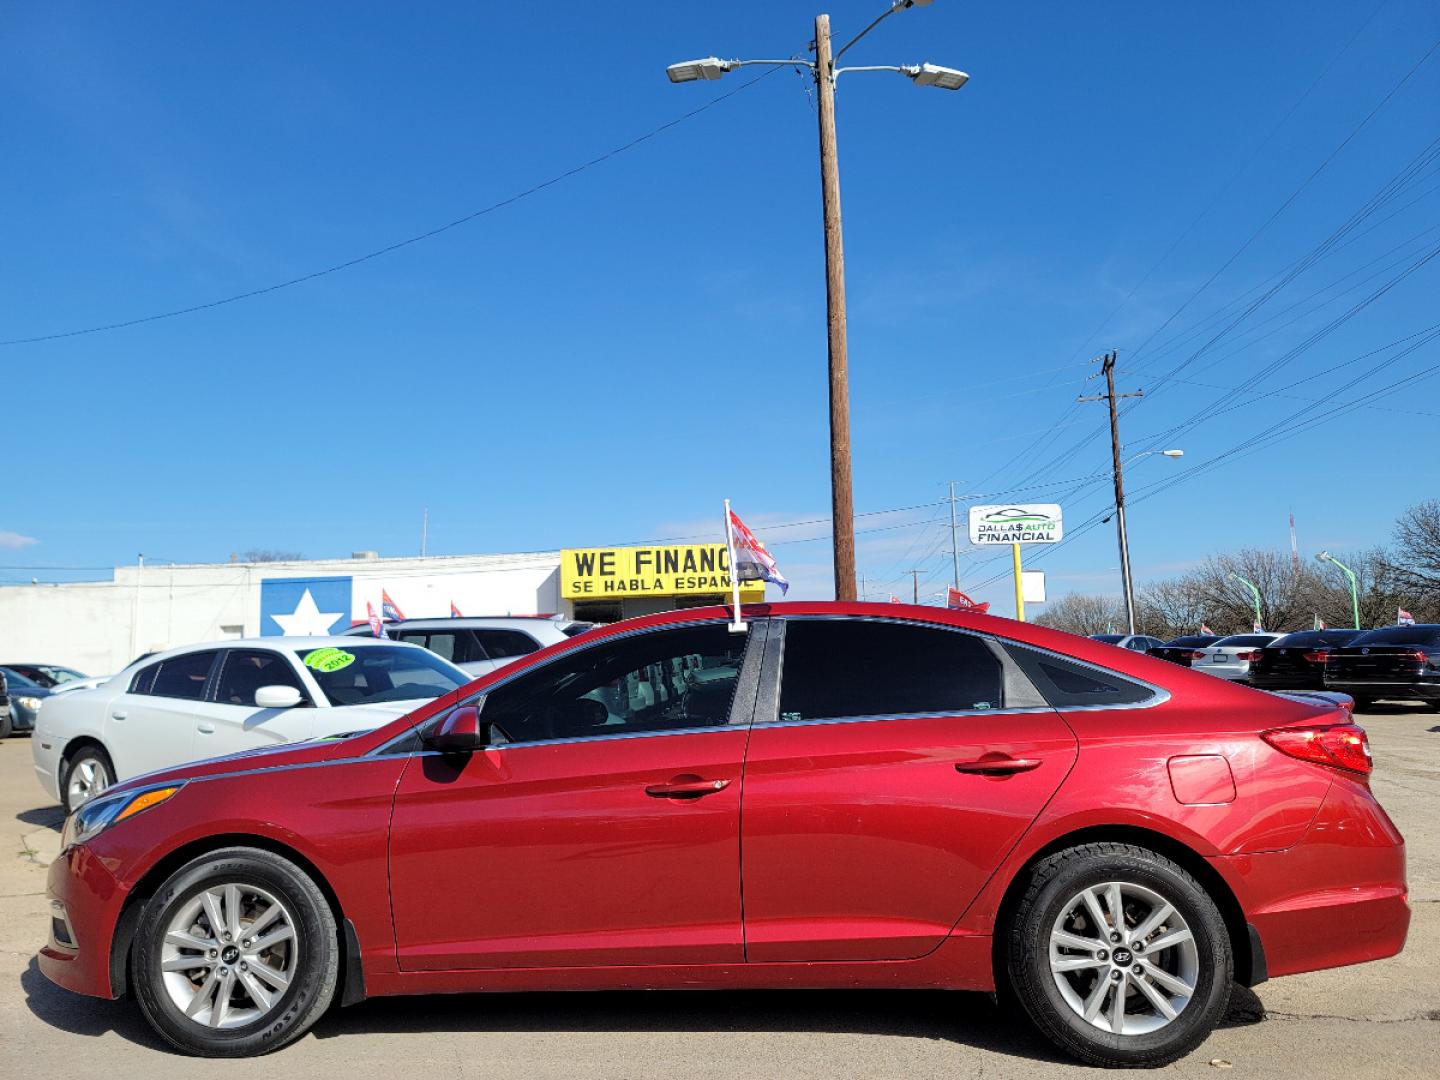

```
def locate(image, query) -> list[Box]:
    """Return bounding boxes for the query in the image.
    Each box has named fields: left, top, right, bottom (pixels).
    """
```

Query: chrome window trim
left=367, top=616, right=767, bottom=757
left=764, top=612, right=1169, bottom=725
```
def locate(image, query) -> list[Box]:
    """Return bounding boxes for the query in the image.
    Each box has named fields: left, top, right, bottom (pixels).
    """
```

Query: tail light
left=1190, top=650, right=1206, bottom=660
left=1262, top=723, right=1371, bottom=775
left=1400, top=650, right=1428, bottom=663
left=1236, top=650, right=1263, bottom=661
left=1303, top=650, right=1330, bottom=663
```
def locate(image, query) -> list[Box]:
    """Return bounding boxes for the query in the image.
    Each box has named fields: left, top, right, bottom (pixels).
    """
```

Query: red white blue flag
left=1398, top=607, right=1416, bottom=626
left=366, top=601, right=386, bottom=638
left=726, top=507, right=788, bottom=594
left=1200, top=623, right=1214, bottom=635
left=382, top=589, right=405, bottom=622
left=946, top=587, right=990, bottom=614
left=450, top=601, right=463, bottom=618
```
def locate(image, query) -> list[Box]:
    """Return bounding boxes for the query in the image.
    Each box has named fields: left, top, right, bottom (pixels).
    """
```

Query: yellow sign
left=561, top=544, right=766, bottom=601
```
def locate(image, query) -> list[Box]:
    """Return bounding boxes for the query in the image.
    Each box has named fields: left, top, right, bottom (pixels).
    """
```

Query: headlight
left=61, top=784, right=183, bottom=849
left=17, top=696, right=43, bottom=711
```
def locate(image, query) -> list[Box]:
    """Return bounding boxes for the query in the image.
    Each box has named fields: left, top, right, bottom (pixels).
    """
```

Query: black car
left=1249, top=629, right=1366, bottom=691
left=1148, top=634, right=1223, bottom=667
left=0, top=666, right=52, bottom=736
left=1324, top=624, right=1440, bottom=710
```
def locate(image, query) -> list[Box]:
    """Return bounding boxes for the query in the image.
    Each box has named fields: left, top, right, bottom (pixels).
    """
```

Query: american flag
left=1200, top=623, right=1214, bottom=635
left=382, top=589, right=405, bottom=622
left=1398, top=607, right=1416, bottom=626
left=450, top=601, right=463, bottom=618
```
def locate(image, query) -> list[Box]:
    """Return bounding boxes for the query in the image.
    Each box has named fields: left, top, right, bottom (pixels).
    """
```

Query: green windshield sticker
left=303, top=647, right=355, bottom=673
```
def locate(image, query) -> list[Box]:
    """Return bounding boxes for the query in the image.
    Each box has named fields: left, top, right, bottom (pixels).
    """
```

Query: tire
left=1005, top=842, right=1232, bottom=1068
left=0, top=710, right=12, bottom=739
left=132, top=847, right=338, bottom=1057
left=61, top=745, right=115, bottom=813
left=1351, top=696, right=1376, bottom=711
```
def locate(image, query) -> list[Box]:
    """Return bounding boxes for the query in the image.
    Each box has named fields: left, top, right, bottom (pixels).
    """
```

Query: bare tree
left=1034, top=593, right=1125, bottom=636
left=1388, top=499, right=1440, bottom=597
left=239, top=549, right=305, bottom=563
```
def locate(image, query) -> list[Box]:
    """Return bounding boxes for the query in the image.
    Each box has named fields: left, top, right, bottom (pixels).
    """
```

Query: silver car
left=344, top=616, right=592, bottom=677
left=1192, top=633, right=1283, bottom=682
left=1088, top=633, right=1166, bottom=653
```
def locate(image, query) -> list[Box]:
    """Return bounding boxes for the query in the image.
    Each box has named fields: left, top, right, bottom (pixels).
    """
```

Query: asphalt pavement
left=2, top=706, right=1436, bottom=1079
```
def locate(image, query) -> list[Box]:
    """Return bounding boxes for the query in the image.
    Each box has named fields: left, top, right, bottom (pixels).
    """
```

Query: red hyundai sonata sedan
left=39, top=603, right=1407, bottom=1066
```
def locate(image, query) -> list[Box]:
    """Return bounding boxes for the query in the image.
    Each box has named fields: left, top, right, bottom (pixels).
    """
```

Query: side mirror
left=425, top=702, right=507, bottom=754
left=255, top=685, right=303, bottom=709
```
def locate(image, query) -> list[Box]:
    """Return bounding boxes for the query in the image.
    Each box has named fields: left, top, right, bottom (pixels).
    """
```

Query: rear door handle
left=197, top=723, right=215, bottom=735
left=111, top=711, right=127, bottom=721
left=645, top=776, right=733, bottom=799
left=955, top=757, right=1041, bottom=776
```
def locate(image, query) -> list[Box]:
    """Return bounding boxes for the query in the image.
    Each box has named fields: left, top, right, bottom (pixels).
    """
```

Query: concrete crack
left=1267, top=1010, right=1440, bottom=1024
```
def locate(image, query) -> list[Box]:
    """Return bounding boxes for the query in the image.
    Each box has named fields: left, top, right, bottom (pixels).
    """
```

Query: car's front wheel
left=1005, top=841, right=1233, bottom=1068
left=132, top=847, right=339, bottom=1057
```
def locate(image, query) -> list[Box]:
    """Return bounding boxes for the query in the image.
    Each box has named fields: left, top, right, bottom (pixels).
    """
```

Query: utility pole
left=947, top=480, right=962, bottom=591
left=815, top=13, right=856, bottom=601
left=906, top=568, right=924, bottom=604
left=1079, top=351, right=1144, bottom=634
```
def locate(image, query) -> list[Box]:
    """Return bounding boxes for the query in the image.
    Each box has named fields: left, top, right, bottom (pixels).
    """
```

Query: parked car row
left=1092, top=625, right=1440, bottom=707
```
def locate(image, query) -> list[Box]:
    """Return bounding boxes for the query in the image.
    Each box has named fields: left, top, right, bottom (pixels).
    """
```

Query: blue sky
left=4, top=1, right=1438, bottom=609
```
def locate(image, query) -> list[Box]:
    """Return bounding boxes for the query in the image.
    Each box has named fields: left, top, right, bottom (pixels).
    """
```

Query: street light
left=667, top=1, right=967, bottom=601
left=1316, top=550, right=1361, bottom=630
left=1104, top=448, right=1184, bottom=634
left=1230, top=572, right=1264, bottom=631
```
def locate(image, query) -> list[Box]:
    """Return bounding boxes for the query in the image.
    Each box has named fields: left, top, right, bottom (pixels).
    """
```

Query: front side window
left=215, top=650, right=307, bottom=706
left=481, top=623, right=749, bottom=743
left=777, top=619, right=1004, bottom=723
left=149, top=651, right=220, bottom=701
left=296, top=644, right=470, bottom=707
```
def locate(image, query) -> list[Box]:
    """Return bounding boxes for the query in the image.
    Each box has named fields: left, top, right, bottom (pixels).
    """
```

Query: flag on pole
left=1200, top=623, right=1214, bottom=635
left=946, top=587, right=990, bottom=614
left=890, top=595, right=900, bottom=604
left=1314, top=614, right=1327, bottom=630
left=1398, top=607, right=1416, bottom=626
left=381, top=589, right=405, bottom=622
left=725, top=506, right=789, bottom=594
left=366, top=601, right=386, bottom=638
left=450, top=601, right=463, bottom=618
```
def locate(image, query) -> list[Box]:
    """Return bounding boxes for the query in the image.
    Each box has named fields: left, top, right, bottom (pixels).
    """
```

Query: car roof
left=116, top=636, right=426, bottom=673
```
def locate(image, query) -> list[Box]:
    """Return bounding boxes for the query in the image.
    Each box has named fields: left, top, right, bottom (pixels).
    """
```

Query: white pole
left=131, top=553, right=144, bottom=658
left=723, top=499, right=747, bottom=632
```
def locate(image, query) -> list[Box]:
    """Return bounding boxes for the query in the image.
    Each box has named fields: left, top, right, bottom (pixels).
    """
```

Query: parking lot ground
left=2, top=707, right=1436, bottom=1080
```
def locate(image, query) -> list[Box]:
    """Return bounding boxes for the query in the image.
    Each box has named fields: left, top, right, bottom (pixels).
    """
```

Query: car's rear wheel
left=61, top=745, right=114, bottom=813
left=1005, top=842, right=1232, bottom=1068
left=133, top=848, right=338, bottom=1057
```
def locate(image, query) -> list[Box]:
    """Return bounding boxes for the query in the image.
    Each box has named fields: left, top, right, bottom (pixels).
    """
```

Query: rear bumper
left=1250, top=673, right=1323, bottom=691
left=38, top=843, right=125, bottom=999
left=1211, top=776, right=1409, bottom=980
left=1327, top=679, right=1440, bottom=701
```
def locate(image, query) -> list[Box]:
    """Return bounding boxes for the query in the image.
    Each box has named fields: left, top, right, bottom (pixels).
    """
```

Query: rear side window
left=477, top=629, right=541, bottom=659
left=1005, top=645, right=1156, bottom=709
left=148, top=650, right=220, bottom=701
left=778, top=619, right=1004, bottom=722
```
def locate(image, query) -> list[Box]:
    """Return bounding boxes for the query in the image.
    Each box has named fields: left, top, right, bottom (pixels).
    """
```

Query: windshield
left=1213, top=635, right=1276, bottom=647
left=5, top=664, right=86, bottom=687
left=1350, top=626, right=1440, bottom=647
left=0, top=668, right=42, bottom=690
left=295, top=645, right=470, bottom=707
left=1165, top=636, right=1218, bottom=647
left=1269, top=630, right=1363, bottom=648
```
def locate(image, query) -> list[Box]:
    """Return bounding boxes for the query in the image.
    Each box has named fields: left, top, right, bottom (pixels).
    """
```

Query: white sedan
left=32, top=637, right=473, bottom=811
left=1191, top=632, right=1284, bottom=683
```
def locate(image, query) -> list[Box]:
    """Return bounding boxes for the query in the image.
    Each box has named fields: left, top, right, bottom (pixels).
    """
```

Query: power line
left=0, top=66, right=789, bottom=348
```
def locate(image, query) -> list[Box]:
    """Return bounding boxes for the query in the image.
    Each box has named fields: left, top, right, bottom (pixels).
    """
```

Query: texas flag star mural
left=261, top=577, right=353, bottom=637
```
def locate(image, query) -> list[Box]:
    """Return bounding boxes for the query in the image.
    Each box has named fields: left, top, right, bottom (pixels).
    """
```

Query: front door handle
left=197, top=722, right=215, bottom=735
left=955, top=757, right=1042, bottom=776
left=645, top=776, right=733, bottom=799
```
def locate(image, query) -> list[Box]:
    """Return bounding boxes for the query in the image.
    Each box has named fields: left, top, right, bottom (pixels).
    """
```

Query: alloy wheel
left=1048, top=880, right=1199, bottom=1036
left=159, top=883, right=299, bottom=1029
left=66, top=757, right=110, bottom=808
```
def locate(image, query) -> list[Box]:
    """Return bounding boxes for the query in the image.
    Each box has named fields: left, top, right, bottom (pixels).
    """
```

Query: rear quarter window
left=1004, top=644, right=1158, bottom=709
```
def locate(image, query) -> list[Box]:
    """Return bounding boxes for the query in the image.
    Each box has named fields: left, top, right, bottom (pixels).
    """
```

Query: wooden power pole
left=815, top=13, right=856, bottom=601
left=1079, top=351, right=1144, bottom=634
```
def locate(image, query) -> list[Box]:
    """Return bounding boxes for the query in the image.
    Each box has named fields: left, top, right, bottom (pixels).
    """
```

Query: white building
left=0, top=551, right=562, bottom=676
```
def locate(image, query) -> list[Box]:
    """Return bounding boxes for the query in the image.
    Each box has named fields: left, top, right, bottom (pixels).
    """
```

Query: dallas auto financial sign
left=968, top=504, right=1064, bottom=545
